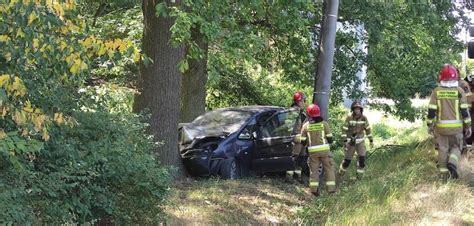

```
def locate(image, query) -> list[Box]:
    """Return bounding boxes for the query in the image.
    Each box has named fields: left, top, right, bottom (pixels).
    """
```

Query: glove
left=465, top=128, right=472, bottom=138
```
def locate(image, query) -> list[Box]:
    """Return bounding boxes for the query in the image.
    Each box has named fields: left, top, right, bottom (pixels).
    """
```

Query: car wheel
left=220, top=157, right=241, bottom=179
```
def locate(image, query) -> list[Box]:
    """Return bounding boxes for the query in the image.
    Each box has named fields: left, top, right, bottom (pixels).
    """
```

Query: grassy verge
left=298, top=125, right=474, bottom=225
left=165, top=119, right=474, bottom=225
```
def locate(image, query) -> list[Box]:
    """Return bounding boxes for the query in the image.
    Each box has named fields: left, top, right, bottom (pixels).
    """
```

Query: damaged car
left=178, top=106, right=308, bottom=179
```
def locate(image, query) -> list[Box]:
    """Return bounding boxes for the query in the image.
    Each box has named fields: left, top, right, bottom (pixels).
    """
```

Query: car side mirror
left=238, top=133, right=252, bottom=140
left=238, top=130, right=255, bottom=140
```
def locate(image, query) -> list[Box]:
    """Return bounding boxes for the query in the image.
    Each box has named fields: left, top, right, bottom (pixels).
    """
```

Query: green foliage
left=86, top=6, right=142, bottom=86
left=371, top=123, right=395, bottom=139
left=0, top=1, right=169, bottom=223
left=1, top=111, right=171, bottom=224
left=328, top=105, right=349, bottom=150
left=165, top=0, right=319, bottom=109
left=339, top=1, right=466, bottom=120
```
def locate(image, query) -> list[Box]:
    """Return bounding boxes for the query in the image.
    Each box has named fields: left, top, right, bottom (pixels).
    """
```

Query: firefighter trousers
left=436, top=133, right=462, bottom=179
left=308, top=151, right=336, bottom=193
left=340, top=142, right=367, bottom=175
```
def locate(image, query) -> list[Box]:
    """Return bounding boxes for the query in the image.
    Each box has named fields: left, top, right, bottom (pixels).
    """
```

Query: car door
left=252, top=108, right=300, bottom=172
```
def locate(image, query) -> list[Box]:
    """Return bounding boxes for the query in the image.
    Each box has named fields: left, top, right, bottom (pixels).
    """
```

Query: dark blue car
left=178, top=106, right=308, bottom=179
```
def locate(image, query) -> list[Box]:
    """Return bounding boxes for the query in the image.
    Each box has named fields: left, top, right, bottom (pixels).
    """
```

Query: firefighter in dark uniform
left=463, top=74, right=474, bottom=156
left=427, top=64, right=471, bottom=180
left=289, top=91, right=307, bottom=179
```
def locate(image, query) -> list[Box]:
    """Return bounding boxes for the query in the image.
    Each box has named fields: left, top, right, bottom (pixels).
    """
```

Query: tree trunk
left=180, top=26, right=208, bottom=123
left=313, top=0, right=339, bottom=120
left=134, top=0, right=185, bottom=176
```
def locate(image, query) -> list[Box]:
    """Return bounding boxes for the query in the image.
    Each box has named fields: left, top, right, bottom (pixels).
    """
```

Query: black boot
left=447, top=163, right=459, bottom=179
left=312, top=191, right=320, bottom=197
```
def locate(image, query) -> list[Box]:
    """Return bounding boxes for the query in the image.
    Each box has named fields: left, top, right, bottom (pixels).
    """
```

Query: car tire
left=220, top=157, right=241, bottom=179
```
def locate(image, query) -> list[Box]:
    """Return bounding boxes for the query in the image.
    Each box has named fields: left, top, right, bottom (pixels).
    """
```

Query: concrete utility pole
left=313, top=0, right=339, bottom=120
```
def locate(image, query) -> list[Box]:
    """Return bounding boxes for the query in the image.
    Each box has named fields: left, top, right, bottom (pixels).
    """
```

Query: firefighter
left=296, top=103, right=335, bottom=196
left=427, top=64, right=471, bottom=180
left=289, top=91, right=307, bottom=180
left=457, top=75, right=471, bottom=155
left=339, top=100, right=374, bottom=179
left=291, top=91, right=307, bottom=156
left=463, top=74, right=474, bottom=156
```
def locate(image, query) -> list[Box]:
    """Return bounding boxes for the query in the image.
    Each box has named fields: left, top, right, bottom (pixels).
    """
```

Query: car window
left=256, top=112, right=274, bottom=126
left=260, top=110, right=300, bottom=138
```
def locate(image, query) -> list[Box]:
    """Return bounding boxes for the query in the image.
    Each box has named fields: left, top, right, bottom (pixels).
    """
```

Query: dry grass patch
left=164, top=176, right=314, bottom=224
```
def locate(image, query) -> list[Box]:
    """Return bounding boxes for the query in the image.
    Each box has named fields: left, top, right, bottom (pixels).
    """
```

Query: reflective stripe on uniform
left=294, top=134, right=307, bottom=142
left=449, top=154, right=459, bottom=163
left=309, top=181, right=319, bottom=187
left=308, top=123, right=324, bottom=131
left=342, top=126, right=348, bottom=130
left=326, top=181, right=336, bottom=186
left=461, top=103, right=470, bottom=109
left=321, top=128, right=326, bottom=144
left=455, top=100, right=460, bottom=120
left=464, top=118, right=471, bottom=124
left=326, top=133, right=333, bottom=137
left=356, top=169, right=365, bottom=174
left=437, top=100, right=442, bottom=119
left=350, top=121, right=366, bottom=125
left=355, top=138, right=365, bottom=144
left=428, top=104, right=438, bottom=109
left=437, top=120, right=463, bottom=128
left=308, top=144, right=330, bottom=152
left=439, top=168, right=448, bottom=173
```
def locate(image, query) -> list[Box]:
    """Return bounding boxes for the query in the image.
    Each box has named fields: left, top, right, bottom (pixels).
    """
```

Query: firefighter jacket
left=296, top=120, right=333, bottom=153
left=341, top=114, right=373, bottom=143
left=427, top=86, right=471, bottom=135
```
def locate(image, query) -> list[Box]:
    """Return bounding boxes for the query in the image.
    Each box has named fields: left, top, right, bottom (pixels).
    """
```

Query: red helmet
left=438, top=64, right=459, bottom=81
left=293, top=91, right=305, bottom=102
left=306, top=104, right=321, bottom=118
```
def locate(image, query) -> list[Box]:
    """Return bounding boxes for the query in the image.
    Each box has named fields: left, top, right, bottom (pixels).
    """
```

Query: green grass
left=164, top=124, right=474, bottom=225
left=297, top=127, right=474, bottom=225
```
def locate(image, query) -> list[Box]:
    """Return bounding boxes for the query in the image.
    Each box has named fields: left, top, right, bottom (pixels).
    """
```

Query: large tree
left=134, top=0, right=185, bottom=173
left=180, top=26, right=208, bottom=123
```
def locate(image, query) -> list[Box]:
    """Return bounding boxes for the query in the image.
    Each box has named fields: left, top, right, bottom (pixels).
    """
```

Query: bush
left=328, top=105, right=349, bottom=150
left=371, top=123, right=395, bottom=139
left=0, top=112, right=171, bottom=224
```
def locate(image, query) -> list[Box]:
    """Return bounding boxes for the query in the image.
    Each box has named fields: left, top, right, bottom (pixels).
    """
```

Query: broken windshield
left=191, top=109, right=253, bottom=134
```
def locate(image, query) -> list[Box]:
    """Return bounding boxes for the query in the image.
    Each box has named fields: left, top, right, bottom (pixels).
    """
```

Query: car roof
left=214, top=105, right=285, bottom=114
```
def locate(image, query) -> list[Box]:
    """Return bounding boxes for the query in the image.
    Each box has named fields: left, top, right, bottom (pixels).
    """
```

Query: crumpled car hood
left=179, top=124, right=227, bottom=146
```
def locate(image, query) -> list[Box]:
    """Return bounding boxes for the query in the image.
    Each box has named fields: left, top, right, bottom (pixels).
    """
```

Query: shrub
left=0, top=112, right=171, bottom=224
